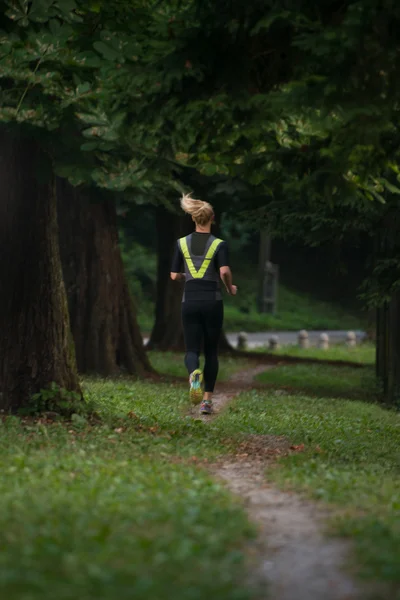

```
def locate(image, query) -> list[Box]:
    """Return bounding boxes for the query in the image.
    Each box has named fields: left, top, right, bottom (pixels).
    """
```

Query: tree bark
left=0, top=128, right=81, bottom=411
left=147, top=206, right=192, bottom=351
left=373, top=224, right=400, bottom=405
left=213, top=206, right=234, bottom=353
left=376, top=292, right=400, bottom=405
left=57, top=179, right=152, bottom=376
left=376, top=304, right=387, bottom=387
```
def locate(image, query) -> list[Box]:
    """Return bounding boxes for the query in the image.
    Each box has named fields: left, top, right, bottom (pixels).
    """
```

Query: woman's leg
left=182, top=303, right=202, bottom=375
left=202, top=301, right=224, bottom=401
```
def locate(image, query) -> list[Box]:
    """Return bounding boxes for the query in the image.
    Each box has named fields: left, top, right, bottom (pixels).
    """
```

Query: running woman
left=170, top=194, right=237, bottom=415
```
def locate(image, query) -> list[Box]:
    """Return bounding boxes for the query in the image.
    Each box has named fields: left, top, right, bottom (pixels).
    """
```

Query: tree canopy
left=3, top=0, right=400, bottom=299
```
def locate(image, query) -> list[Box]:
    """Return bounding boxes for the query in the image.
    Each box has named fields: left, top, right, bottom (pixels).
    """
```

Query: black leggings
left=182, top=301, right=224, bottom=393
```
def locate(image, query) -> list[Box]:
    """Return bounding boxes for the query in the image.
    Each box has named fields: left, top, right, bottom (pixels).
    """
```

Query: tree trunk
left=376, top=304, right=387, bottom=386
left=374, top=226, right=400, bottom=405
left=376, top=294, right=400, bottom=405
left=213, top=206, right=234, bottom=353
left=147, top=206, right=192, bottom=351
left=57, top=179, right=152, bottom=376
left=0, top=128, right=81, bottom=412
left=257, top=230, right=271, bottom=312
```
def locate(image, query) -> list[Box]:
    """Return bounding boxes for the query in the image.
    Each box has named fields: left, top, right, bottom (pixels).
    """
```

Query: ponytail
left=180, top=193, right=214, bottom=226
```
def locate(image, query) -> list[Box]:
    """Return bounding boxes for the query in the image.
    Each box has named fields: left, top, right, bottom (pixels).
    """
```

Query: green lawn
left=1, top=356, right=398, bottom=598
left=255, top=363, right=377, bottom=400
left=0, top=379, right=253, bottom=600
left=255, top=342, right=375, bottom=365
left=221, top=390, right=400, bottom=596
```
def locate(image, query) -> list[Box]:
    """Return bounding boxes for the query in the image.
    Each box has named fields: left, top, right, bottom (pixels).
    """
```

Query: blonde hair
left=180, top=193, right=214, bottom=226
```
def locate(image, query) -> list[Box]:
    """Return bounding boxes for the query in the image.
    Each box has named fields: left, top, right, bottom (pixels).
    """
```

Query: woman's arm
left=220, top=266, right=237, bottom=295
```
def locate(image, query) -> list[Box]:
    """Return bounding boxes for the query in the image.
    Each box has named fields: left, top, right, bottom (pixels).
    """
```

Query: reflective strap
left=179, top=237, right=197, bottom=278
left=179, top=237, right=223, bottom=279
left=197, top=238, right=223, bottom=278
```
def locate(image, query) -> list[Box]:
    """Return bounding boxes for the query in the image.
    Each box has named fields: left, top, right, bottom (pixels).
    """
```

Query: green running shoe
left=189, top=369, right=203, bottom=405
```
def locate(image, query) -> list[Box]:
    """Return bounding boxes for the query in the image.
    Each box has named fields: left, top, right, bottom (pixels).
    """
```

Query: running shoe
left=189, top=369, right=203, bottom=405
left=200, top=401, right=213, bottom=415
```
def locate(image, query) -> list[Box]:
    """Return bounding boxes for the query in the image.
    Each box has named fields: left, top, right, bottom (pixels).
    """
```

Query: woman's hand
left=170, top=272, right=186, bottom=282
left=230, top=285, right=238, bottom=296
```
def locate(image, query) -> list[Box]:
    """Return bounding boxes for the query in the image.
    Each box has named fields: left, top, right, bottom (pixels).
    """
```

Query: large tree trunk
left=213, top=206, right=234, bottom=353
left=147, top=206, right=191, bottom=351
left=0, top=128, right=81, bottom=412
left=148, top=204, right=233, bottom=353
left=57, top=179, right=152, bottom=376
left=376, top=303, right=388, bottom=391
left=376, top=293, right=400, bottom=404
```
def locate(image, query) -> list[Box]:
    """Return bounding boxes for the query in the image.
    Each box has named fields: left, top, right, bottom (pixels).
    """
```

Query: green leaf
left=251, top=11, right=291, bottom=35
left=80, top=141, right=99, bottom=151
left=380, top=179, right=400, bottom=196
left=76, top=82, right=91, bottom=95
left=49, top=18, right=61, bottom=35
left=93, top=41, right=120, bottom=62
left=29, top=0, right=56, bottom=23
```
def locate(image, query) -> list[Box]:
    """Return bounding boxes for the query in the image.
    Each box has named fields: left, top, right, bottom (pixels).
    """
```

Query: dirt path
left=192, top=365, right=363, bottom=600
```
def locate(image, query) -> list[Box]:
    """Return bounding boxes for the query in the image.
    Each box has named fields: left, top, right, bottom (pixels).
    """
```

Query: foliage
left=119, top=233, right=157, bottom=306
left=0, top=0, right=177, bottom=193
left=3, top=0, right=400, bottom=249
left=3, top=0, right=400, bottom=204
left=19, top=382, right=85, bottom=416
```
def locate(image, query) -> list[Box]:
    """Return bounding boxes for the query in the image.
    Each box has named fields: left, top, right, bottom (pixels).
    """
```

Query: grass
left=255, top=342, right=375, bottom=365
left=0, top=379, right=254, bottom=600
left=221, top=390, right=400, bottom=595
left=2, top=352, right=398, bottom=598
left=255, top=364, right=378, bottom=400
left=148, top=351, right=252, bottom=381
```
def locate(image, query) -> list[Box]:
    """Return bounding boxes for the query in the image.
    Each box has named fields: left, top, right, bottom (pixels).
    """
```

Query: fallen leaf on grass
left=290, top=444, right=305, bottom=452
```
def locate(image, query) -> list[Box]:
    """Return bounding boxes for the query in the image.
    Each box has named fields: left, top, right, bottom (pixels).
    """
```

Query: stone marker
left=346, top=331, right=357, bottom=347
left=269, top=335, right=280, bottom=351
left=298, top=330, right=309, bottom=349
left=319, top=333, right=329, bottom=350
left=237, top=332, right=248, bottom=351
